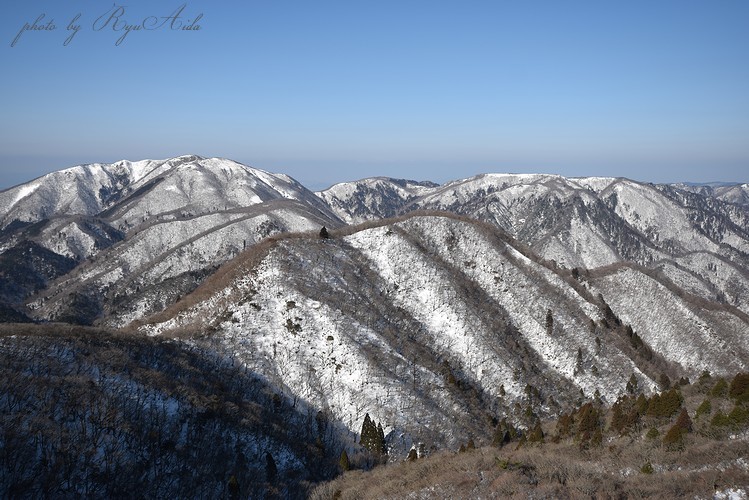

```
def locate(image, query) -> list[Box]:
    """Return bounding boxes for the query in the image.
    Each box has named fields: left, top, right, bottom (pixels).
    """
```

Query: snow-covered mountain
left=318, top=174, right=749, bottom=314
left=1, top=155, right=748, bottom=469
left=142, top=213, right=749, bottom=453
left=0, top=155, right=342, bottom=323
left=675, top=182, right=749, bottom=206
left=0, top=155, right=336, bottom=230
left=316, top=177, right=439, bottom=224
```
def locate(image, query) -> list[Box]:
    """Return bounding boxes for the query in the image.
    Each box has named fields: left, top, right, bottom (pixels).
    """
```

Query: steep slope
left=318, top=175, right=749, bottom=314
left=30, top=200, right=335, bottom=326
left=0, top=241, right=76, bottom=320
left=0, top=155, right=337, bottom=229
left=4, top=159, right=746, bottom=326
left=317, top=178, right=438, bottom=224
left=319, top=174, right=663, bottom=268
left=142, top=213, right=749, bottom=455
left=0, top=156, right=342, bottom=324
left=586, top=265, right=749, bottom=375
left=0, top=325, right=340, bottom=498
left=0, top=158, right=161, bottom=228
left=676, top=182, right=749, bottom=206
left=99, top=155, right=338, bottom=231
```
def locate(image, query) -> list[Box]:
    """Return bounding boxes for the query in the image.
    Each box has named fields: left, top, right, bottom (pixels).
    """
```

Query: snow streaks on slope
left=141, top=214, right=742, bottom=452
left=591, top=267, right=749, bottom=375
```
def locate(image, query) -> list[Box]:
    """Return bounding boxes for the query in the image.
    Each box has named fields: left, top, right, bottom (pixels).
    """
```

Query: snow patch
left=11, top=183, right=39, bottom=207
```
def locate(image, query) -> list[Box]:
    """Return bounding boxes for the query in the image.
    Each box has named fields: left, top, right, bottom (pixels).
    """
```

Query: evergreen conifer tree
left=696, top=398, right=712, bottom=419
left=377, top=422, right=387, bottom=456
left=360, top=413, right=375, bottom=450
left=339, top=449, right=350, bottom=471
left=663, top=409, right=691, bottom=451
left=610, top=402, right=626, bottom=435
left=228, top=475, right=240, bottom=500
left=711, top=378, right=728, bottom=397
left=626, top=373, right=639, bottom=394
left=646, top=427, right=660, bottom=440
left=729, top=373, right=749, bottom=402
left=360, top=413, right=387, bottom=458
left=674, top=407, right=693, bottom=432
left=528, top=422, right=544, bottom=443
left=265, top=452, right=277, bottom=483
left=659, top=373, right=671, bottom=390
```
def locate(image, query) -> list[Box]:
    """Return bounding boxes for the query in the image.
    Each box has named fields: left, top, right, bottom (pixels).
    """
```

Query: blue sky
left=1, top=1, right=747, bottom=190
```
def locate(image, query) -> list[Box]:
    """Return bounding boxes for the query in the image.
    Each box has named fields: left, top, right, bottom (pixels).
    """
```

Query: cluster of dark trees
left=359, top=413, right=387, bottom=459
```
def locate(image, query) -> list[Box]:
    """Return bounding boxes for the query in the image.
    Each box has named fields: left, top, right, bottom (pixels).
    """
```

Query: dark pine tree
left=228, top=475, right=240, bottom=500
left=360, top=413, right=388, bottom=462
left=528, top=422, right=544, bottom=443
left=730, top=373, right=749, bottom=402
left=265, top=452, right=277, bottom=483
left=360, top=413, right=375, bottom=450
left=339, top=449, right=350, bottom=471
left=377, top=422, right=387, bottom=456
left=674, top=407, right=693, bottom=432
left=659, top=373, right=672, bottom=390
left=626, top=373, right=639, bottom=394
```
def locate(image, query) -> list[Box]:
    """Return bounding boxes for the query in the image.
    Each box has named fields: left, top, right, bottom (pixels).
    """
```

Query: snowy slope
left=589, top=265, right=749, bottom=374
left=142, top=213, right=749, bottom=453
left=317, top=177, right=438, bottom=224
left=0, top=155, right=338, bottom=230
left=29, top=201, right=335, bottom=327
left=318, top=174, right=749, bottom=314
left=0, top=156, right=342, bottom=323
left=0, top=327, right=341, bottom=497
left=1, top=156, right=747, bottom=461
left=0, top=159, right=165, bottom=228
left=676, top=183, right=749, bottom=206
left=2, top=157, right=746, bottom=329
left=101, top=156, right=338, bottom=230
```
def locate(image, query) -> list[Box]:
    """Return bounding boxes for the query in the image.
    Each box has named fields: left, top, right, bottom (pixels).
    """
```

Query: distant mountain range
left=1, top=154, right=747, bottom=462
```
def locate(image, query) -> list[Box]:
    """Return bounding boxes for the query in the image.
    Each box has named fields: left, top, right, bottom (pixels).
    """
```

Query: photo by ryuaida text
left=11, top=3, right=202, bottom=47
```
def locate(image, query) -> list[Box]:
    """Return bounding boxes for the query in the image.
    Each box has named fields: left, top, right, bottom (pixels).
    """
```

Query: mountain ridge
left=1, top=155, right=748, bottom=494
left=138, top=210, right=748, bottom=456
left=1, top=154, right=747, bottom=326
left=317, top=172, right=749, bottom=315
